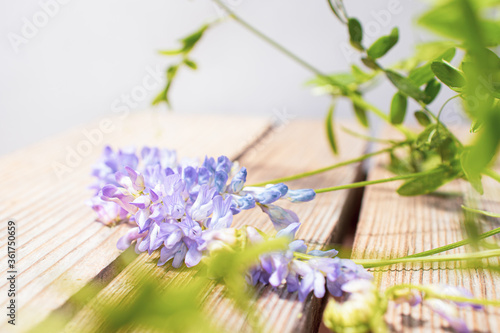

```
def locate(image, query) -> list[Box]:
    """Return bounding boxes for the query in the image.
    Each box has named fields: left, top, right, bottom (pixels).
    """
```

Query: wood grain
left=352, top=139, right=500, bottom=332
left=63, top=120, right=368, bottom=333
left=0, top=111, right=271, bottom=332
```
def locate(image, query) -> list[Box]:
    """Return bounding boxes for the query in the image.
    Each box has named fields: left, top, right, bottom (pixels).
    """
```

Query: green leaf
left=385, top=70, right=428, bottom=101
left=387, top=152, right=413, bottom=175
left=461, top=151, right=484, bottom=194
left=423, top=78, right=441, bottom=104
left=418, top=0, right=500, bottom=46
left=390, top=92, right=407, bottom=125
left=352, top=100, right=369, bottom=127
left=415, top=123, right=461, bottom=163
left=152, top=65, right=179, bottom=107
left=431, top=60, right=466, bottom=89
left=158, top=49, right=184, bottom=56
left=397, top=165, right=460, bottom=196
left=350, top=64, right=375, bottom=82
left=414, top=111, right=431, bottom=126
left=470, top=120, right=483, bottom=133
left=180, top=24, right=209, bottom=53
left=184, top=59, right=198, bottom=70
left=367, top=27, right=399, bottom=59
left=325, top=104, right=338, bottom=154
left=361, top=57, right=379, bottom=70
left=462, top=104, right=500, bottom=179
left=348, top=18, right=363, bottom=50
left=408, top=48, right=456, bottom=86
left=395, top=41, right=457, bottom=71
left=327, top=0, right=348, bottom=23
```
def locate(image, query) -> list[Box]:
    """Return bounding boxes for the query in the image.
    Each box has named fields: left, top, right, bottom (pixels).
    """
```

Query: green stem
left=433, top=95, right=464, bottom=149
left=341, top=126, right=400, bottom=144
left=249, top=146, right=396, bottom=187
left=326, top=0, right=348, bottom=23
left=353, top=249, right=500, bottom=268
left=385, top=284, right=500, bottom=307
left=294, top=226, right=500, bottom=263
left=462, top=205, right=500, bottom=218
left=484, top=168, right=500, bottom=183
left=314, top=169, right=439, bottom=194
left=402, top=225, right=500, bottom=259
left=211, top=0, right=413, bottom=137
left=212, top=0, right=336, bottom=84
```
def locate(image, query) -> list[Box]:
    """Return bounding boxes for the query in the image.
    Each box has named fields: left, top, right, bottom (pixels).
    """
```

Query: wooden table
left=0, top=112, right=498, bottom=332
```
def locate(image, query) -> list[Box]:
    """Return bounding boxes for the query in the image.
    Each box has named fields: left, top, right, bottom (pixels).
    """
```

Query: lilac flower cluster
left=244, top=223, right=372, bottom=301
left=392, top=284, right=482, bottom=333
left=424, top=285, right=483, bottom=333
left=88, top=146, right=316, bottom=268
left=324, top=281, right=482, bottom=333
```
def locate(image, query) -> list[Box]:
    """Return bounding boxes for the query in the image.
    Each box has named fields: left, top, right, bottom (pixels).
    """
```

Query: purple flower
left=431, top=284, right=483, bottom=310
left=206, top=195, right=233, bottom=230
left=117, top=227, right=146, bottom=250
left=292, top=259, right=328, bottom=300
left=189, top=184, right=216, bottom=222
left=426, top=299, right=470, bottom=333
left=101, top=184, right=138, bottom=214
left=326, top=259, right=373, bottom=297
left=90, top=146, right=316, bottom=272
left=88, top=197, right=128, bottom=226
left=260, top=204, right=300, bottom=231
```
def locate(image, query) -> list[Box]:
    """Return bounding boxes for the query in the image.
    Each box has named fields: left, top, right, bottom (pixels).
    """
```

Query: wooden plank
left=63, top=120, right=367, bottom=333
left=0, top=111, right=270, bottom=332
left=352, top=140, right=500, bottom=332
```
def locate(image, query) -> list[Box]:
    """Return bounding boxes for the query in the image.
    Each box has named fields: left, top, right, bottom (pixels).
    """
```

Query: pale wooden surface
left=0, top=112, right=271, bottom=332
left=62, top=120, right=367, bottom=333
left=351, top=150, right=500, bottom=332
left=3, top=114, right=500, bottom=333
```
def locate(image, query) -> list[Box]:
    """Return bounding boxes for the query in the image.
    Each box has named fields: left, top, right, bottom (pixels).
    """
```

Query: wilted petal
left=260, top=204, right=300, bottom=231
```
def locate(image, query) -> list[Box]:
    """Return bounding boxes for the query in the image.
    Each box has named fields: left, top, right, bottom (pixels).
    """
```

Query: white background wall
left=1, top=0, right=456, bottom=156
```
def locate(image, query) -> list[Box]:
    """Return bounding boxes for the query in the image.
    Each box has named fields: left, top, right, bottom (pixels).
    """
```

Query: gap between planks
left=59, top=120, right=368, bottom=333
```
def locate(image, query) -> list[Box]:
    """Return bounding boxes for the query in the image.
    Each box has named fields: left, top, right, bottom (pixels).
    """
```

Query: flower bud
left=323, top=280, right=387, bottom=333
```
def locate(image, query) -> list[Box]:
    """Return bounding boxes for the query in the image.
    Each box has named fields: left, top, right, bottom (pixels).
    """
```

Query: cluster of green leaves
left=315, top=0, right=500, bottom=196
left=153, top=24, right=212, bottom=107
left=152, top=0, right=499, bottom=199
